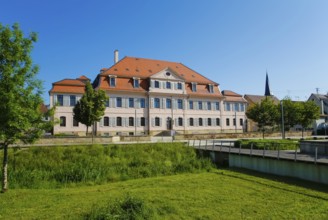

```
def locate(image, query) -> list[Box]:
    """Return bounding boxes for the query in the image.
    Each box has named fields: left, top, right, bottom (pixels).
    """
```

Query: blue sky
left=1, top=0, right=328, bottom=103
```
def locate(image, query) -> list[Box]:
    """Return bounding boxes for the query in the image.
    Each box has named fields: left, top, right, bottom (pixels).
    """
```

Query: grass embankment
left=0, top=170, right=328, bottom=219
left=235, top=139, right=299, bottom=150
left=4, top=143, right=213, bottom=189
left=1, top=143, right=327, bottom=219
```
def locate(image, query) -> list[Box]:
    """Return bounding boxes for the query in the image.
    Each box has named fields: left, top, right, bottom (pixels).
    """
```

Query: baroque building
left=49, top=51, right=247, bottom=136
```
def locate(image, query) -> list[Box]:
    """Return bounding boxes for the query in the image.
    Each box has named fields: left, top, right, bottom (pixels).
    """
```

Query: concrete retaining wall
left=229, top=154, right=328, bottom=184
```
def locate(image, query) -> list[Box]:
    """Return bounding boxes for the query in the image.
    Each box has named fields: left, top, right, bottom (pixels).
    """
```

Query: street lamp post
left=281, top=100, right=285, bottom=139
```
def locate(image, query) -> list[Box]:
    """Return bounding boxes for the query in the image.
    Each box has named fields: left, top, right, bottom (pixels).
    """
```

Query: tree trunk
left=262, top=128, right=265, bottom=139
left=2, top=144, right=9, bottom=193
left=302, top=128, right=304, bottom=138
left=86, top=126, right=89, bottom=136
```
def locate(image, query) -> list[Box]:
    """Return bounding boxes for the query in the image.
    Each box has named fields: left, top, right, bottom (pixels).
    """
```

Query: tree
left=0, top=23, right=52, bottom=192
left=278, top=98, right=302, bottom=131
left=246, top=97, right=279, bottom=138
left=298, top=101, right=320, bottom=137
left=73, top=81, right=107, bottom=136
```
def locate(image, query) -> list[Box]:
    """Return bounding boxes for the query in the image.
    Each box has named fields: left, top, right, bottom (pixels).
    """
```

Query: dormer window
left=108, top=75, right=116, bottom=87
left=208, top=84, right=214, bottom=93
left=133, top=77, right=140, bottom=88
left=191, top=82, right=197, bottom=92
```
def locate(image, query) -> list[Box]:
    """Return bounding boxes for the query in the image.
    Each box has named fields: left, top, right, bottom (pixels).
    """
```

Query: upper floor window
left=234, top=103, right=240, bottom=112
left=166, top=81, right=171, bottom=89
left=208, top=84, right=214, bottom=93
left=191, top=82, right=197, bottom=92
left=207, top=102, right=211, bottom=110
left=177, top=99, right=183, bottom=109
left=57, top=95, right=64, bottom=106
left=133, top=78, right=140, bottom=88
left=154, top=98, right=160, bottom=108
left=60, top=116, right=66, bottom=127
left=140, top=98, right=146, bottom=108
left=225, top=102, right=231, bottom=111
left=109, top=76, right=116, bottom=87
left=105, top=99, right=109, bottom=107
left=198, top=101, right=203, bottom=110
left=129, top=98, right=134, bottom=108
left=70, top=95, right=76, bottom=106
left=166, top=98, right=172, bottom=109
left=154, top=80, right=160, bottom=88
left=177, top=82, right=182, bottom=90
left=240, top=103, right=245, bottom=112
left=215, top=102, right=220, bottom=111
left=116, top=97, right=122, bottom=107
left=189, top=101, right=194, bottom=109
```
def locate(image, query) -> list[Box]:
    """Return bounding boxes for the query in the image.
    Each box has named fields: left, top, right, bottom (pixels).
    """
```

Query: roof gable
left=150, top=67, right=185, bottom=81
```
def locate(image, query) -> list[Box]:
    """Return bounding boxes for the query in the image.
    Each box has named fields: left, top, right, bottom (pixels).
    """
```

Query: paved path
left=189, top=140, right=328, bottom=165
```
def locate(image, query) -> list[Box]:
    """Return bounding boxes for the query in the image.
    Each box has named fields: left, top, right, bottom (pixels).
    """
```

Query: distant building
left=308, top=93, right=328, bottom=134
left=49, top=52, right=247, bottom=136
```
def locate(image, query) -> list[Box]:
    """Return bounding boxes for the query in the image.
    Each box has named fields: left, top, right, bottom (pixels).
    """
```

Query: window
left=116, top=97, right=122, bottom=107
left=60, top=116, right=66, bottom=127
left=155, top=117, right=160, bottom=126
left=240, top=103, right=245, bottom=112
left=208, top=118, right=212, bottom=126
left=198, top=101, right=203, bottom=110
left=154, top=98, right=160, bottom=108
left=129, top=98, right=134, bottom=108
left=191, top=83, right=197, bottom=92
left=199, top=118, right=203, bottom=126
left=104, top=117, right=109, bottom=126
left=166, top=82, right=171, bottom=89
left=226, top=118, right=230, bottom=126
left=233, top=118, right=236, bottom=126
left=70, top=95, right=76, bottom=106
left=105, top=99, right=109, bottom=107
left=117, top=117, right=122, bottom=126
left=166, top=98, right=172, bottom=108
left=57, top=95, right=64, bottom=106
left=189, top=101, right=194, bottom=109
left=129, top=117, right=134, bottom=126
left=216, top=118, right=220, bottom=126
left=240, top=118, right=244, bottom=126
left=133, top=78, right=139, bottom=88
left=215, top=102, right=220, bottom=110
left=140, top=98, right=146, bottom=108
left=178, top=117, right=183, bottom=126
left=207, top=102, right=211, bottom=110
left=189, top=118, right=194, bottom=126
left=73, top=118, right=79, bottom=127
left=234, top=103, right=239, bottom=112
left=177, top=82, right=182, bottom=90
left=225, top=102, right=231, bottom=111
left=177, top=99, right=183, bottom=109
left=155, top=81, right=160, bottom=88
left=141, top=117, right=145, bottom=126
left=109, top=77, right=116, bottom=87
left=208, top=84, right=214, bottom=93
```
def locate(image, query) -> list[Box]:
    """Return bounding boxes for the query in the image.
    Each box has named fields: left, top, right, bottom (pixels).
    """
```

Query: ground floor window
left=60, top=116, right=66, bottom=127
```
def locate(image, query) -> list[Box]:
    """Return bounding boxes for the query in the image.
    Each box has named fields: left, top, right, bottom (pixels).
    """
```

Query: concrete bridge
left=189, top=139, right=328, bottom=184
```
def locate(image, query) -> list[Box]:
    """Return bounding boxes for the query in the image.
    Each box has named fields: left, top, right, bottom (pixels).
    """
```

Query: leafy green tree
left=278, top=98, right=302, bottom=131
left=0, top=23, right=52, bottom=192
left=73, top=81, right=107, bottom=136
left=246, top=97, right=279, bottom=138
left=298, top=101, right=320, bottom=137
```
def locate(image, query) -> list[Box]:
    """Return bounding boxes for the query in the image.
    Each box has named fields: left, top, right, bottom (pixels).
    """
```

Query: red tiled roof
left=49, top=77, right=87, bottom=94
left=101, top=57, right=218, bottom=85
left=222, top=90, right=242, bottom=97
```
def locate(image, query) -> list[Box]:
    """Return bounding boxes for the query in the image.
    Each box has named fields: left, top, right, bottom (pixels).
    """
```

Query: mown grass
left=3, top=143, right=213, bottom=189
left=0, top=170, right=327, bottom=219
left=235, top=139, right=299, bottom=150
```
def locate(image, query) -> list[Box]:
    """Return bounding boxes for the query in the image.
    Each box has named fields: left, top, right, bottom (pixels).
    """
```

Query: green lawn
left=1, top=169, right=327, bottom=219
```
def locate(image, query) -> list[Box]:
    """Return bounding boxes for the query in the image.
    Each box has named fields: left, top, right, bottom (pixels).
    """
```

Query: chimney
left=114, top=50, right=119, bottom=64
